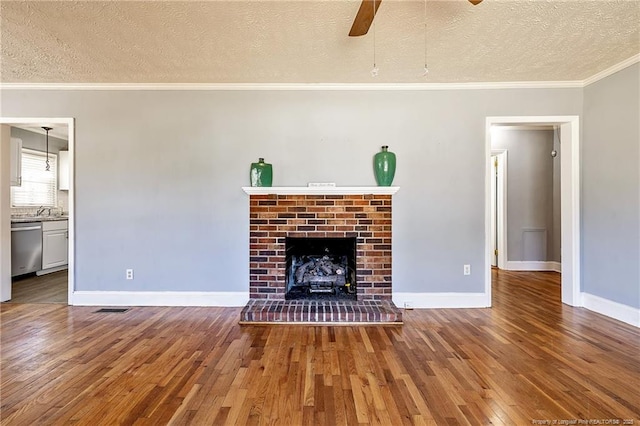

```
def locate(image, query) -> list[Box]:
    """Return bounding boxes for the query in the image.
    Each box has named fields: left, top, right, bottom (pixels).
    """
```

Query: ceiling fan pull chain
left=423, top=0, right=429, bottom=76
left=371, top=0, right=378, bottom=77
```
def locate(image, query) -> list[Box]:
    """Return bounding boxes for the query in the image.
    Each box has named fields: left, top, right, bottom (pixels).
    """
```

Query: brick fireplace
left=240, top=187, right=402, bottom=324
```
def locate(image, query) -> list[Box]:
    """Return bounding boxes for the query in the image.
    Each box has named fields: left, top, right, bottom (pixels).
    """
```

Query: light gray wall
left=583, top=63, right=640, bottom=309
left=2, top=88, right=582, bottom=294
left=492, top=128, right=560, bottom=262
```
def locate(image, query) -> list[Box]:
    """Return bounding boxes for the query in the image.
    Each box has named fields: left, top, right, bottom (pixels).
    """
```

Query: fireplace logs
left=295, top=255, right=347, bottom=293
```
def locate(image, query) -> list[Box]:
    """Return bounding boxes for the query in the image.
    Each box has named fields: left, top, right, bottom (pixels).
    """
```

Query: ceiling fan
left=349, top=0, right=483, bottom=37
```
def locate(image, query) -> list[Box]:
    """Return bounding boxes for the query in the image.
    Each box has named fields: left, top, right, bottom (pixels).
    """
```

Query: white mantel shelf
left=242, top=186, right=400, bottom=195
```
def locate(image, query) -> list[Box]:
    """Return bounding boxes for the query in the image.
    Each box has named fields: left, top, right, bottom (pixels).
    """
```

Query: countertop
left=11, top=216, right=69, bottom=223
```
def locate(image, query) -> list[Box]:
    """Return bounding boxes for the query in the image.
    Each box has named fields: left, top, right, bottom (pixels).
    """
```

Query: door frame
left=0, top=117, right=75, bottom=304
left=485, top=116, right=580, bottom=307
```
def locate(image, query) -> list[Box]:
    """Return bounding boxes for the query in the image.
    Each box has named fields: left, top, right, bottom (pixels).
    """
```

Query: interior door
left=491, top=155, right=498, bottom=267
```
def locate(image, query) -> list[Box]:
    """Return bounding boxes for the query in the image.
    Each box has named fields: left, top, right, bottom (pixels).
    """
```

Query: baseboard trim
left=71, top=291, right=249, bottom=307
left=36, top=265, right=68, bottom=276
left=392, top=292, right=490, bottom=309
left=581, top=292, right=640, bottom=327
left=549, top=261, right=562, bottom=273
left=506, top=261, right=561, bottom=272
left=71, top=291, right=488, bottom=309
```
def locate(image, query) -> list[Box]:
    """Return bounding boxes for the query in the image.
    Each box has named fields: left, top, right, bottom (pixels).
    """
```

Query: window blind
left=11, top=149, right=58, bottom=207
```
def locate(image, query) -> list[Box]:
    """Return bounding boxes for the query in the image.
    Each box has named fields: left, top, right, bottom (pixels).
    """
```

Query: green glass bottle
left=373, top=146, right=396, bottom=186
left=250, top=158, right=273, bottom=187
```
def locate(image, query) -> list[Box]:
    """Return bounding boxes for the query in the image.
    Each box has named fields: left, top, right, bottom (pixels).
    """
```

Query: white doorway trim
left=485, top=116, right=580, bottom=307
left=0, top=117, right=75, bottom=304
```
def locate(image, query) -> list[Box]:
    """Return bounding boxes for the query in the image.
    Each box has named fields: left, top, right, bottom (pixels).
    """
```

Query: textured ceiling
left=1, top=0, right=638, bottom=84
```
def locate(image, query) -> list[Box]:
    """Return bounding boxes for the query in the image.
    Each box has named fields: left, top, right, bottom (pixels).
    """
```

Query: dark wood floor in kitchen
left=1, top=269, right=638, bottom=425
left=5, top=270, right=67, bottom=304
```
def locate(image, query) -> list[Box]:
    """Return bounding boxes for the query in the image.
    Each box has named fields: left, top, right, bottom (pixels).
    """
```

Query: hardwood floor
left=6, top=270, right=68, bottom=304
left=1, top=270, right=638, bottom=425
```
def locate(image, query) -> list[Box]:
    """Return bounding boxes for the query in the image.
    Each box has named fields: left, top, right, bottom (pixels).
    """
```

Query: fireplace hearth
left=241, top=187, right=402, bottom=324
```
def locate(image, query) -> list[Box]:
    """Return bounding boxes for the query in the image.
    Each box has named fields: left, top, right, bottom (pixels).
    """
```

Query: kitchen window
left=11, top=149, right=58, bottom=207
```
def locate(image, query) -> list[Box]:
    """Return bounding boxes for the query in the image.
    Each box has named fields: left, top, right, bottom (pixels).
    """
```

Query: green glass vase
left=250, top=158, right=273, bottom=187
left=373, top=146, right=396, bottom=186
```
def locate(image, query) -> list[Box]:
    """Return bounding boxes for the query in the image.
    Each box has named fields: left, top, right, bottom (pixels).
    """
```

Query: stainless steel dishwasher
left=11, top=222, right=42, bottom=277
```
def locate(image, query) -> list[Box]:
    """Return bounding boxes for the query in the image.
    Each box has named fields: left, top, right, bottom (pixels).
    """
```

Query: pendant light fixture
left=42, top=126, right=52, bottom=171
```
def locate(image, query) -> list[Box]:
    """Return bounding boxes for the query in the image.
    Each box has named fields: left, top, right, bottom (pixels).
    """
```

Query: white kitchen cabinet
left=10, top=137, right=22, bottom=186
left=42, top=220, right=68, bottom=270
left=58, top=150, right=69, bottom=190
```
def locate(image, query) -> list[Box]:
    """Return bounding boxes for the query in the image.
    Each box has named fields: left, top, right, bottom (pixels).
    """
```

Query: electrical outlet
left=126, top=269, right=134, bottom=280
left=463, top=264, right=471, bottom=275
left=404, top=302, right=414, bottom=310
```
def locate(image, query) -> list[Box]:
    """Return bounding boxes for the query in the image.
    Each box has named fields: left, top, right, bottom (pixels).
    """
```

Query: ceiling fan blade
left=349, top=0, right=382, bottom=37
left=469, top=0, right=483, bottom=4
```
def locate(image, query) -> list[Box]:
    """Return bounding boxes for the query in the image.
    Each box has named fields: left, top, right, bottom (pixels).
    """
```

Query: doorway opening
left=485, top=116, right=580, bottom=307
left=1, top=118, right=75, bottom=305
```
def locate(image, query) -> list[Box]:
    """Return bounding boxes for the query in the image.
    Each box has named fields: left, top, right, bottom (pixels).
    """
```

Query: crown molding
left=583, top=53, right=640, bottom=87
left=0, top=55, right=636, bottom=91
left=0, top=81, right=584, bottom=91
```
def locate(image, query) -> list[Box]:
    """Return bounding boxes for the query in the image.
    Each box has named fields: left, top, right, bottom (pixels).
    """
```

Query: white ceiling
left=13, top=125, right=68, bottom=140
left=1, top=0, right=638, bottom=84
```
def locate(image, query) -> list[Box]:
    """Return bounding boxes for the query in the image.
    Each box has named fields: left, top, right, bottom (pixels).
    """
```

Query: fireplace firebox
left=285, top=237, right=356, bottom=300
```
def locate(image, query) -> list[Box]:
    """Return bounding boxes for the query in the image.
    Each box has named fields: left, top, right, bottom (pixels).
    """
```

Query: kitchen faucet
left=35, top=206, right=52, bottom=216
